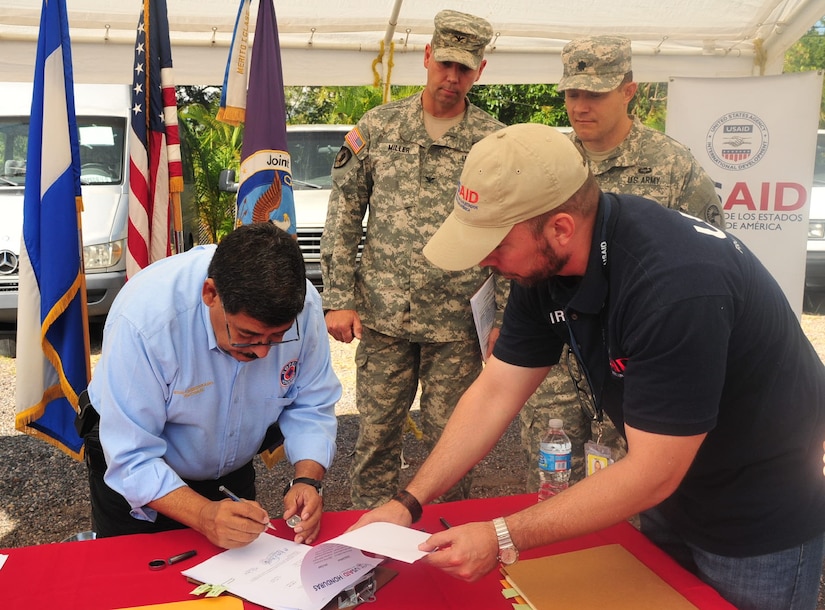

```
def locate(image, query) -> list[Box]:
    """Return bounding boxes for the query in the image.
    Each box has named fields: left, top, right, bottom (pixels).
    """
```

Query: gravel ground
left=1, top=301, right=824, bottom=604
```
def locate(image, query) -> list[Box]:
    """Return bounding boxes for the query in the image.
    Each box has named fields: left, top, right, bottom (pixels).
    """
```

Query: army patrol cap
left=557, top=35, right=632, bottom=92
left=431, top=10, right=493, bottom=70
left=424, top=124, right=589, bottom=271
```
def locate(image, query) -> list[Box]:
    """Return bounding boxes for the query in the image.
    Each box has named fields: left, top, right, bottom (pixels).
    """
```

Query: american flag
left=126, top=0, right=183, bottom=278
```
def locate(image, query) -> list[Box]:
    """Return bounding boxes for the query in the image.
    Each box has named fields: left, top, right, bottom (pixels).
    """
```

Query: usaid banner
left=667, top=72, right=822, bottom=316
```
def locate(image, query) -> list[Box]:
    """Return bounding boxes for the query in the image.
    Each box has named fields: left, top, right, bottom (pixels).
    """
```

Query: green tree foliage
left=285, top=85, right=417, bottom=124
left=322, top=86, right=385, bottom=124
left=468, top=84, right=568, bottom=126
left=178, top=98, right=242, bottom=243
left=784, top=20, right=825, bottom=126
left=632, top=82, right=669, bottom=131
left=178, top=85, right=222, bottom=108
left=285, top=86, right=338, bottom=124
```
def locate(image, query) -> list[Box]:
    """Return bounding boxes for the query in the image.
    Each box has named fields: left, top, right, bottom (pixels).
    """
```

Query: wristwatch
left=493, top=517, right=519, bottom=566
left=283, top=477, right=324, bottom=497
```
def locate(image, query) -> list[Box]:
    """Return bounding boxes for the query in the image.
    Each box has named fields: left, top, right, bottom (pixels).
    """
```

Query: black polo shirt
left=494, top=192, right=825, bottom=556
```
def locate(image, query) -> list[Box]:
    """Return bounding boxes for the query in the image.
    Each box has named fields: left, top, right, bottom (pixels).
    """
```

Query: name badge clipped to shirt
left=585, top=418, right=615, bottom=477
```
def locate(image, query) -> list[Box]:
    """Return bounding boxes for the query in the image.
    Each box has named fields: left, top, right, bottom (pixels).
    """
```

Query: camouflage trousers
left=350, top=326, right=482, bottom=509
left=520, top=345, right=627, bottom=492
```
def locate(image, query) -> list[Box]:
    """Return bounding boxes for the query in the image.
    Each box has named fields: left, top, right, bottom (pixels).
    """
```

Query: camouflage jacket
left=321, top=93, right=505, bottom=342
left=571, top=116, right=725, bottom=228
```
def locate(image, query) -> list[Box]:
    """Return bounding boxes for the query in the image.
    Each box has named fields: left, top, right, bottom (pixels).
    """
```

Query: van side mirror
left=218, top=169, right=238, bottom=193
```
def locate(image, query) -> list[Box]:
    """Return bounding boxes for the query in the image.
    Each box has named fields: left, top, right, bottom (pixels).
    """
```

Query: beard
left=499, top=236, right=570, bottom=287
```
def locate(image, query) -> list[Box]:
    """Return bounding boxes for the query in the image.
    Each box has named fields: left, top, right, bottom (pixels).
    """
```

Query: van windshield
left=0, top=115, right=126, bottom=187
left=286, top=129, right=345, bottom=190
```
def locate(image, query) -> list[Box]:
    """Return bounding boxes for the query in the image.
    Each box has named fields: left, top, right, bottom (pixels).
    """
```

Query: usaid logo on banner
left=705, top=112, right=770, bottom=171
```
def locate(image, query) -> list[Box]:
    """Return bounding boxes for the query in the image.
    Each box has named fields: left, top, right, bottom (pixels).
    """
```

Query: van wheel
left=0, top=335, right=16, bottom=358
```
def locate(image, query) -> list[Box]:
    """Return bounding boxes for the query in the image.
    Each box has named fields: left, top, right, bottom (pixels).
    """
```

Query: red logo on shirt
left=609, top=357, right=627, bottom=377
left=280, top=359, right=298, bottom=387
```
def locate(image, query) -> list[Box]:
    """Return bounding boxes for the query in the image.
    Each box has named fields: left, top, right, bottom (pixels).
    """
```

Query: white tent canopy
left=2, top=0, right=825, bottom=86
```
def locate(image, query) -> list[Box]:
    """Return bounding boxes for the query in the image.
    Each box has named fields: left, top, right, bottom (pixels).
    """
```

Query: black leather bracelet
left=392, top=489, right=423, bottom=523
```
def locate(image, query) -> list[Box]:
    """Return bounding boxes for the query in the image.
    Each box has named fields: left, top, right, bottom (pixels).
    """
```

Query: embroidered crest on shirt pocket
left=280, top=359, right=299, bottom=387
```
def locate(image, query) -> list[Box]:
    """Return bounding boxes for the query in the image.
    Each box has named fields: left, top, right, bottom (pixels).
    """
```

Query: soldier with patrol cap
left=520, top=35, right=726, bottom=494
left=560, top=34, right=722, bottom=225
left=351, top=122, right=825, bottom=610
left=321, top=10, right=506, bottom=509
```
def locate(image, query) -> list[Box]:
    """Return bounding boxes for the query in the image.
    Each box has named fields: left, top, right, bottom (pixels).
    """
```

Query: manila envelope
left=502, top=544, right=697, bottom=610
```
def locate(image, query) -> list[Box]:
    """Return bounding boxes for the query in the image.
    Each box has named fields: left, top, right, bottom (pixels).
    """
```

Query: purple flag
left=234, top=0, right=294, bottom=233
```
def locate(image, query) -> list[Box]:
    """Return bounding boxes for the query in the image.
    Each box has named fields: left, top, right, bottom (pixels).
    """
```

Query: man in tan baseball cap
left=423, top=123, right=590, bottom=272
left=518, top=34, right=724, bottom=499
left=356, top=122, right=825, bottom=610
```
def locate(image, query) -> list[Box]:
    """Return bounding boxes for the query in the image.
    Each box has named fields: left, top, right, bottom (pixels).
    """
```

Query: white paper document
left=182, top=522, right=430, bottom=610
left=329, top=521, right=430, bottom=564
left=470, top=274, right=495, bottom=361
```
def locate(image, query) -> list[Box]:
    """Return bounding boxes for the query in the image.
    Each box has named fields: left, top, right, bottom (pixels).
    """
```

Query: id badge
left=585, top=440, right=614, bottom=476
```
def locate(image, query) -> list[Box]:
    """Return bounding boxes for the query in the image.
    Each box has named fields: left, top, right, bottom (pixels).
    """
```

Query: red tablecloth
left=0, top=494, right=734, bottom=609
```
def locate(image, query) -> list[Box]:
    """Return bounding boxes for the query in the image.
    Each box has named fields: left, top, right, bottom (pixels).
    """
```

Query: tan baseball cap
left=423, top=124, right=589, bottom=271
left=431, top=10, right=493, bottom=70
left=557, top=35, right=632, bottom=92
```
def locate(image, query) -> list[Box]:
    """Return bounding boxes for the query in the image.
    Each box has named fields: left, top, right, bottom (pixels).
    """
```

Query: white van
left=0, top=83, right=195, bottom=354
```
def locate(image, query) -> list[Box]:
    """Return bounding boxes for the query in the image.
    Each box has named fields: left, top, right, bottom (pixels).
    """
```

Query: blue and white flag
left=15, top=0, right=90, bottom=460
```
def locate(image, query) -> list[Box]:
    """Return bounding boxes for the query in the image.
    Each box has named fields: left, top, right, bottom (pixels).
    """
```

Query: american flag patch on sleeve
left=345, top=127, right=366, bottom=154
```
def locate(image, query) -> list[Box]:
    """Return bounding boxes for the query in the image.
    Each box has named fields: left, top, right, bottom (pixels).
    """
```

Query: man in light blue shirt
left=83, top=223, right=340, bottom=549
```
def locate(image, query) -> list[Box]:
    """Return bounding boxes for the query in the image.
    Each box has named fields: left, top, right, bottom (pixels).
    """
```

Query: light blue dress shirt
left=88, top=245, right=341, bottom=521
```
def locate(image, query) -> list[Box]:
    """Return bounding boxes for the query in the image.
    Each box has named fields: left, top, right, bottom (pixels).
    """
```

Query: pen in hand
left=219, top=485, right=276, bottom=531
left=428, top=517, right=453, bottom=554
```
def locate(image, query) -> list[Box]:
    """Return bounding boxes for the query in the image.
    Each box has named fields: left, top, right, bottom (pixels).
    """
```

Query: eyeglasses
left=565, top=346, right=599, bottom=423
left=221, top=302, right=300, bottom=348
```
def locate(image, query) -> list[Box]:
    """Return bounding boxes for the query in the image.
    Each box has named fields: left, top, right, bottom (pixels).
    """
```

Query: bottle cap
left=548, top=418, right=563, bottom=429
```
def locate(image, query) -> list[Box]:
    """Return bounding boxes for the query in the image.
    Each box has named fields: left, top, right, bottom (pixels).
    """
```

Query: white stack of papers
left=183, top=522, right=430, bottom=610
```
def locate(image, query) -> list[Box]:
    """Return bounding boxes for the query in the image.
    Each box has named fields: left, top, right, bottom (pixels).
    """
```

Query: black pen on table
left=439, top=517, right=452, bottom=530
left=219, top=485, right=276, bottom=531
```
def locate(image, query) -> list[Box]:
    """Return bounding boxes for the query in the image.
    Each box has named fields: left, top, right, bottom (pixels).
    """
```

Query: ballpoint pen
left=219, top=485, right=276, bottom=531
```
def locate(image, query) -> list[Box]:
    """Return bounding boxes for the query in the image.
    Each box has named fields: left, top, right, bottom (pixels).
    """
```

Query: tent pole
left=381, top=0, right=404, bottom=103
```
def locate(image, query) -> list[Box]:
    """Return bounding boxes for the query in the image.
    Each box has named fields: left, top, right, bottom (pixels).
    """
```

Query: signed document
left=182, top=522, right=429, bottom=610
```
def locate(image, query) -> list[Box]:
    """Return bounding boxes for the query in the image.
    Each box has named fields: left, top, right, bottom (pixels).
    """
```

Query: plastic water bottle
left=538, top=418, right=572, bottom=501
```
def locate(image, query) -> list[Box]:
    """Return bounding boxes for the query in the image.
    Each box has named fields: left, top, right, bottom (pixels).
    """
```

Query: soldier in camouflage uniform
left=321, top=10, right=505, bottom=509
left=521, top=35, right=726, bottom=492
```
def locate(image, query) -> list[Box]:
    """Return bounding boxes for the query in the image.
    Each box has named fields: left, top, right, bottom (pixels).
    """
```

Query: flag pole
left=76, top=193, right=92, bottom=385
